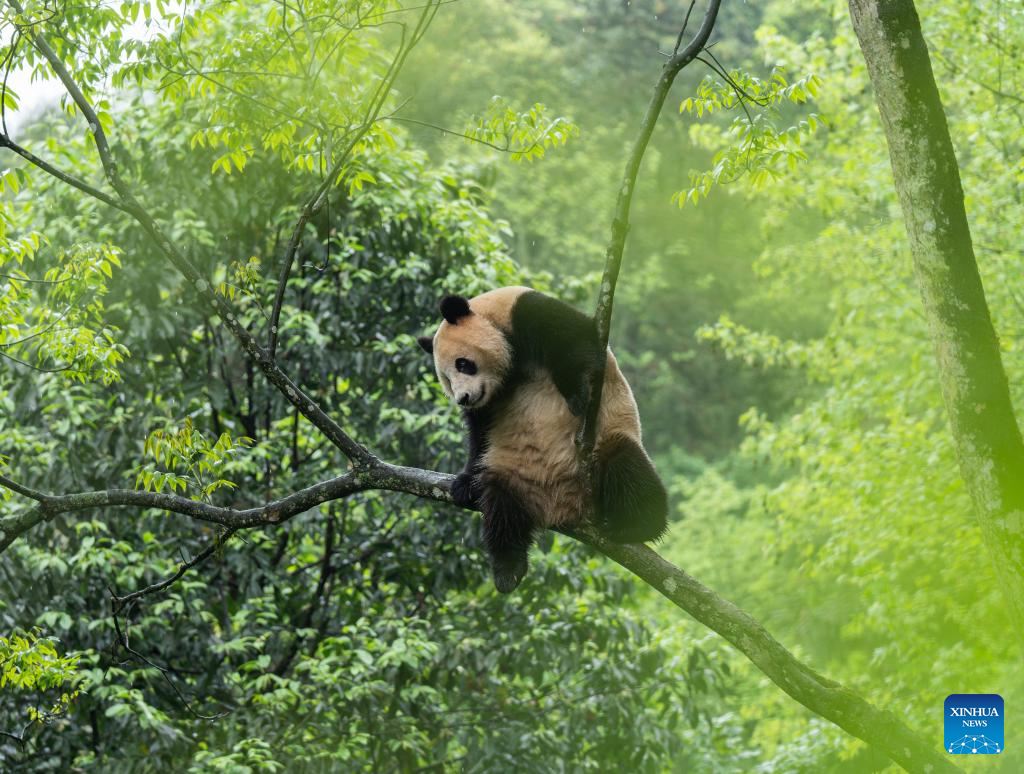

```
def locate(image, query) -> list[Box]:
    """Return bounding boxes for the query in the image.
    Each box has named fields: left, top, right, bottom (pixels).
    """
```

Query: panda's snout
left=458, top=393, right=471, bottom=406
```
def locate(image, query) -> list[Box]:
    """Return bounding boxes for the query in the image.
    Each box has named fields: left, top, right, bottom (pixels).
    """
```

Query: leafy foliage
left=135, top=419, right=252, bottom=499
left=2, top=0, right=1022, bottom=771
left=676, top=67, right=823, bottom=206
left=0, top=227, right=127, bottom=383
left=0, top=630, right=80, bottom=735
left=464, top=97, right=580, bottom=161
left=0, top=2, right=728, bottom=770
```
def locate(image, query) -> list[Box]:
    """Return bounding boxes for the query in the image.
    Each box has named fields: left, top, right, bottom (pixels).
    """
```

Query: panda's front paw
left=451, top=472, right=479, bottom=509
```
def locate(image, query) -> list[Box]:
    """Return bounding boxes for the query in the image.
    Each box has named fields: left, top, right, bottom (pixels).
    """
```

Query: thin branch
left=386, top=115, right=514, bottom=153
left=8, top=0, right=373, bottom=465
left=672, top=1, right=697, bottom=55
left=110, top=526, right=239, bottom=613
left=932, top=46, right=1024, bottom=107
left=111, top=604, right=230, bottom=720
left=0, top=698, right=71, bottom=747
left=156, top=57, right=335, bottom=135
left=0, top=271, right=74, bottom=285
left=0, top=348, right=76, bottom=373
left=702, top=48, right=773, bottom=107
left=696, top=55, right=755, bottom=126
left=0, top=134, right=131, bottom=214
left=578, top=0, right=721, bottom=453
left=386, top=113, right=562, bottom=159
left=1, top=28, right=20, bottom=138
left=268, top=1, right=440, bottom=358
left=0, top=305, right=76, bottom=349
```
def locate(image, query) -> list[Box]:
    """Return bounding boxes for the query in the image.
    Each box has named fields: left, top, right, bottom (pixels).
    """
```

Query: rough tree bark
left=848, top=0, right=1024, bottom=628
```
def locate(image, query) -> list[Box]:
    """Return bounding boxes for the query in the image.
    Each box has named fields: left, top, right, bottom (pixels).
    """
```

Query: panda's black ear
left=417, top=336, right=434, bottom=354
left=440, top=295, right=472, bottom=324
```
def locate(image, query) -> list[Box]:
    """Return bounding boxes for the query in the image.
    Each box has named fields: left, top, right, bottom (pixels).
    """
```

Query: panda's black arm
left=451, top=408, right=487, bottom=508
left=510, top=291, right=603, bottom=416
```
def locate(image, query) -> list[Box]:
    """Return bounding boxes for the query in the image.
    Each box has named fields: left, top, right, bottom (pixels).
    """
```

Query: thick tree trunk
left=848, top=0, right=1024, bottom=628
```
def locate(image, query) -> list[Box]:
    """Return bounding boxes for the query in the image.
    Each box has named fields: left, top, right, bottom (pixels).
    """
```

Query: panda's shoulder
left=509, top=289, right=590, bottom=330
left=468, top=286, right=533, bottom=329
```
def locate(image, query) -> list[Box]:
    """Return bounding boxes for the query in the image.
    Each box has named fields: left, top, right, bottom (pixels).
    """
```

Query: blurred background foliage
left=0, top=0, right=1021, bottom=771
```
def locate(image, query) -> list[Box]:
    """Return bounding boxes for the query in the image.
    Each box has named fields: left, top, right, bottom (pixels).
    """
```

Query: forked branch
left=3, top=0, right=374, bottom=466
left=578, top=0, right=722, bottom=455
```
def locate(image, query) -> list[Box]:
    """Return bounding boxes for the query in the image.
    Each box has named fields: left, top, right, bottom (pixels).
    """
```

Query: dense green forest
left=1, top=0, right=1021, bottom=771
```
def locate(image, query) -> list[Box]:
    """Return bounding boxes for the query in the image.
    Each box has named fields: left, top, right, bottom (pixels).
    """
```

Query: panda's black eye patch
left=455, top=358, right=477, bottom=375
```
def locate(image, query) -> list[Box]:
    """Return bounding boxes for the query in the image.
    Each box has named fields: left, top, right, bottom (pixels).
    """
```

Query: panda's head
left=418, top=294, right=512, bottom=410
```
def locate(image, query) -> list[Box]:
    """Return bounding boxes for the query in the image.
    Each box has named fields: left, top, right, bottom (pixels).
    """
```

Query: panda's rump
left=481, top=371, right=584, bottom=527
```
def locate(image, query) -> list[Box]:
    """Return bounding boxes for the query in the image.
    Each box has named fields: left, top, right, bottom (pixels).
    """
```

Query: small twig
left=673, top=1, right=697, bottom=55
left=110, top=604, right=231, bottom=720
left=696, top=55, right=755, bottom=127
left=386, top=113, right=558, bottom=158
left=388, top=115, right=510, bottom=152
left=1, top=29, right=21, bottom=138
left=0, top=271, right=75, bottom=285
left=110, top=527, right=239, bottom=613
left=0, top=728, right=28, bottom=744
left=703, top=48, right=772, bottom=106
left=0, top=305, right=77, bottom=350
left=0, top=349, right=76, bottom=373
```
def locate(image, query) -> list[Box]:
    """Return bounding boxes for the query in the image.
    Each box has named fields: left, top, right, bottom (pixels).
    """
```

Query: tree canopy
left=1, top=0, right=1021, bottom=771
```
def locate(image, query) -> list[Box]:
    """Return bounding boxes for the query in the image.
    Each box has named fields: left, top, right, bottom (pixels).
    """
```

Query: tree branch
left=111, top=603, right=230, bottom=720
left=267, top=1, right=441, bottom=358
left=578, top=0, right=721, bottom=455
left=109, top=527, right=239, bottom=614
left=568, top=526, right=961, bottom=774
left=5, top=0, right=373, bottom=466
left=0, top=462, right=452, bottom=552
left=0, top=134, right=130, bottom=214
left=0, top=467, right=959, bottom=772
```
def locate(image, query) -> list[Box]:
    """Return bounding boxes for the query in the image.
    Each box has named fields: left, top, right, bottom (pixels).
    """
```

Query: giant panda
left=417, top=286, right=668, bottom=593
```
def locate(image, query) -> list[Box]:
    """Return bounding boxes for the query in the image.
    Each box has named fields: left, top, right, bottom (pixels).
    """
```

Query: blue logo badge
left=945, top=694, right=1003, bottom=754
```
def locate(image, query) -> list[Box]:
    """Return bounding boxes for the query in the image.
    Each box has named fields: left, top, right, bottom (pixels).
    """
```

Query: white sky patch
left=3, top=1, right=179, bottom=138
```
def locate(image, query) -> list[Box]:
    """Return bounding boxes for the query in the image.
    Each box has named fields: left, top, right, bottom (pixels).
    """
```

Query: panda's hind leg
left=596, top=435, right=668, bottom=544
left=479, top=475, right=537, bottom=593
